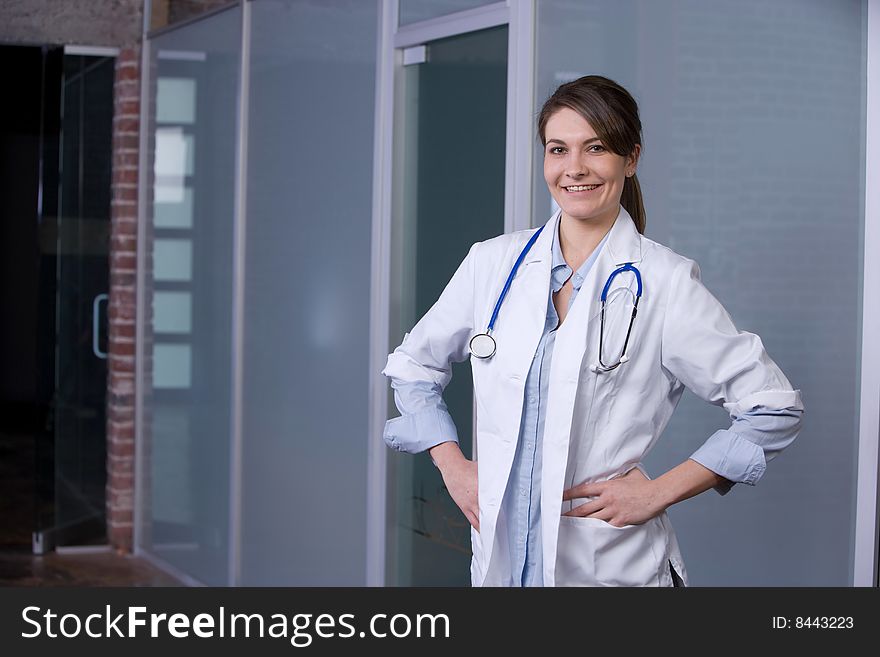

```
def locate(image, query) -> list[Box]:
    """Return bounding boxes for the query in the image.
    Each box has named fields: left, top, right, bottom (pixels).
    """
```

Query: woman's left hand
left=561, top=467, right=668, bottom=526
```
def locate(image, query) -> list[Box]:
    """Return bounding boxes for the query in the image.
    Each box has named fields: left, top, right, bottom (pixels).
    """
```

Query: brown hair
left=537, top=75, right=646, bottom=234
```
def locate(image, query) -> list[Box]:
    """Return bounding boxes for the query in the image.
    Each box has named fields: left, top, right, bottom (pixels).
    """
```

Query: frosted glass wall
left=535, top=0, right=865, bottom=585
left=144, top=5, right=239, bottom=585
left=240, top=0, right=378, bottom=585
left=388, top=26, right=508, bottom=586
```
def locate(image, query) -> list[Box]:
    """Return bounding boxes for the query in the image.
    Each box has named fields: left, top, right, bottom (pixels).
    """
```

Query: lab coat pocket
left=556, top=515, right=663, bottom=587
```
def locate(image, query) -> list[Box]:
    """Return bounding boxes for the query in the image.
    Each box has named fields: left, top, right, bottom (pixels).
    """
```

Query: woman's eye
left=588, top=144, right=605, bottom=153
left=549, top=146, right=565, bottom=154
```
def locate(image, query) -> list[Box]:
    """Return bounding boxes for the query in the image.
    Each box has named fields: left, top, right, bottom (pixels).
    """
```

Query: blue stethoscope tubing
left=596, top=262, right=642, bottom=372
left=468, top=224, right=546, bottom=360
left=468, top=224, right=643, bottom=372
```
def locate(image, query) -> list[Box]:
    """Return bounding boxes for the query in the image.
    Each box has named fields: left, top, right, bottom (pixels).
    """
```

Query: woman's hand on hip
left=561, top=467, right=666, bottom=527
left=430, top=442, right=480, bottom=532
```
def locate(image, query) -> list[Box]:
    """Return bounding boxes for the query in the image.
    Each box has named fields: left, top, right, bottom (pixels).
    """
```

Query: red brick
left=111, top=288, right=136, bottom=305
left=117, top=48, right=139, bottom=65
left=108, top=403, right=134, bottom=420
left=109, top=372, right=135, bottom=393
left=109, top=508, right=133, bottom=523
left=113, top=116, right=141, bottom=133
left=108, top=509, right=134, bottom=526
left=112, top=186, right=137, bottom=203
left=113, top=133, right=140, bottom=150
left=111, top=273, right=136, bottom=289
left=109, top=369, right=135, bottom=386
left=107, top=455, right=134, bottom=469
left=116, top=170, right=139, bottom=186
left=111, top=234, right=137, bottom=250
left=112, top=219, right=138, bottom=237
left=107, top=441, right=134, bottom=459
left=109, top=423, right=135, bottom=442
left=108, top=304, right=135, bottom=322
left=109, top=390, right=134, bottom=406
left=116, top=99, right=139, bottom=115
left=109, top=468, right=134, bottom=485
left=115, top=78, right=139, bottom=94
left=109, top=341, right=135, bottom=359
left=112, top=253, right=137, bottom=270
left=116, top=64, right=139, bottom=82
left=114, top=151, right=139, bottom=168
left=108, top=355, right=135, bottom=373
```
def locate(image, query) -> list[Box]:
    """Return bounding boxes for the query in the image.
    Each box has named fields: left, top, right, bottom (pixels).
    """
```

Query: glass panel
left=25, top=48, right=114, bottom=550
left=156, top=77, right=197, bottom=123
left=153, top=344, right=192, bottom=388
left=154, top=186, right=194, bottom=228
left=398, top=0, right=497, bottom=26
left=143, top=4, right=239, bottom=585
left=389, top=26, right=508, bottom=585
left=535, top=0, right=865, bottom=585
left=51, top=53, right=115, bottom=545
left=153, top=291, right=192, bottom=333
left=153, top=238, right=193, bottom=282
left=241, top=0, right=378, bottom=585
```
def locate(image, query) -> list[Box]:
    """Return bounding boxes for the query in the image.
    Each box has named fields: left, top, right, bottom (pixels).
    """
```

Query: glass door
left=388, top=25, right=508, bottom=586
left=34, top=51, right=114, bottom=552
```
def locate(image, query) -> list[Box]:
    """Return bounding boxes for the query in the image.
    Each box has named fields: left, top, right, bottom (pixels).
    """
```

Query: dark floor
left=0, top=547, right=184, bottom=587
left=1, top=421, right=182, bottom=587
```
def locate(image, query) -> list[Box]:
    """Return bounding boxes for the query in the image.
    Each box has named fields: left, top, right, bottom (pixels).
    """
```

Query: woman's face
left=543, top=107, right=639, bottom=228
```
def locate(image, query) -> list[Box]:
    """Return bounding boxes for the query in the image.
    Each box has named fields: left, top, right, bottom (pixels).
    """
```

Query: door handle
left=93, top=293, right=108, bottom=359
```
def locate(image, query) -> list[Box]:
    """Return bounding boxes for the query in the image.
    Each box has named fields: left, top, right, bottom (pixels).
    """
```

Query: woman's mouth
left=563, top=184, right=603, bottom=193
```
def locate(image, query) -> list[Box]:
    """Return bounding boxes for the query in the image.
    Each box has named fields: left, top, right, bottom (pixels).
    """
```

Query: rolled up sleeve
left=383, top=380, right=460, bottom=454
left=381, top=243, right=478, bottom=456
left=689, top=407, right=803, bottom=495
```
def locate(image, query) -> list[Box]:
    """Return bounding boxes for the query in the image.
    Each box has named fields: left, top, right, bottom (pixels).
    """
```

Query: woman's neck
left=558, top=210, right=616, bottom=269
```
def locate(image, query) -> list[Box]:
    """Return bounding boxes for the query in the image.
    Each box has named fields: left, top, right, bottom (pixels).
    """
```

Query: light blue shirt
left=383, top=223, right=803, bottom=586
left=499, top=223, right=608, bottom=586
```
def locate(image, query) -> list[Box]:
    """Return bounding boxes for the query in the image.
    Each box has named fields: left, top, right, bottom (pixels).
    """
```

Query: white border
left=855, top=0, right=880, bottom=588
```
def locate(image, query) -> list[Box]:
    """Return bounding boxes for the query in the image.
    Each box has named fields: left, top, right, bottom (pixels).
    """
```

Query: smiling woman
left=382, top=75, right=804, bottom=587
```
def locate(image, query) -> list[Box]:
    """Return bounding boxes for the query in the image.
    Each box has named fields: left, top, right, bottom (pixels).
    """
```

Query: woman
left=382, top=75, right=803, bottom=587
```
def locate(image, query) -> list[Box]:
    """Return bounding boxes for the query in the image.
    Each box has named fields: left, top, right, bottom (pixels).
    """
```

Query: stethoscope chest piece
left=468, top=224, right=545, bottom=361
left=469, top=332, right=496, bottom=359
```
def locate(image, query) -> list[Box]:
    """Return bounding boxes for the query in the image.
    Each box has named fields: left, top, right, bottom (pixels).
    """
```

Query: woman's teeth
left=565, top=184, right=601, bottom=191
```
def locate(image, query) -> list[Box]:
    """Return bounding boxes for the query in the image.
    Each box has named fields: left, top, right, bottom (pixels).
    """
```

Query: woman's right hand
left=429, top=442, right=479, bottom=532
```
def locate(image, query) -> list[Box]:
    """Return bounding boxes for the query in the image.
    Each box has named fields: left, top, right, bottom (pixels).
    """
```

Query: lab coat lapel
left=476, top=213, right=556, bottom=583
left=539, top=205, right=643, bottom=586
left=493, top=211, right=558, bottom=388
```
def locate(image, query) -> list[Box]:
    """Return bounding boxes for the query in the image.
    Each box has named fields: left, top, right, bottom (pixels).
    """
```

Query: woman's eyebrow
left=546, top=137, right=601, bottom=145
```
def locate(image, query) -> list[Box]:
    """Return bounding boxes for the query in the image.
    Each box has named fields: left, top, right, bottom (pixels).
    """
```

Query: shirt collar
left=550, top=218, right=611, bottom=292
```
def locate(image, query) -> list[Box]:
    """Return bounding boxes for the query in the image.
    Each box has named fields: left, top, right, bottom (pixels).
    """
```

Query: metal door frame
left=366, top=0, right=536, bottom=586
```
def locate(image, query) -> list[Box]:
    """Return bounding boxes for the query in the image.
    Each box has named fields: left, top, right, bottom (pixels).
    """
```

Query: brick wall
left=0, top=0, right=142, bottom=47
left=107, top=46, right=140, bottom=553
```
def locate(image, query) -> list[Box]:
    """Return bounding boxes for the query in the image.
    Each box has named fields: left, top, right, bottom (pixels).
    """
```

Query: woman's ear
left=629, top=143, right=641, bottom=169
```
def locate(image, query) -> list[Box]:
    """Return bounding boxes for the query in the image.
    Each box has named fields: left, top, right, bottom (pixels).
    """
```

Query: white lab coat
left=383, top=206, right=803, bottom=587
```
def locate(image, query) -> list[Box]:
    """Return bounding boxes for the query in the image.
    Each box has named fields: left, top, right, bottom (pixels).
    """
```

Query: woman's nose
left=565, top=152, right=587, bottom=178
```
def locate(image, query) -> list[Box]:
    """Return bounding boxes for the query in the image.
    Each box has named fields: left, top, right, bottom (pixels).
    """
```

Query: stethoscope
left=468, top=225, right=642, bottom=373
